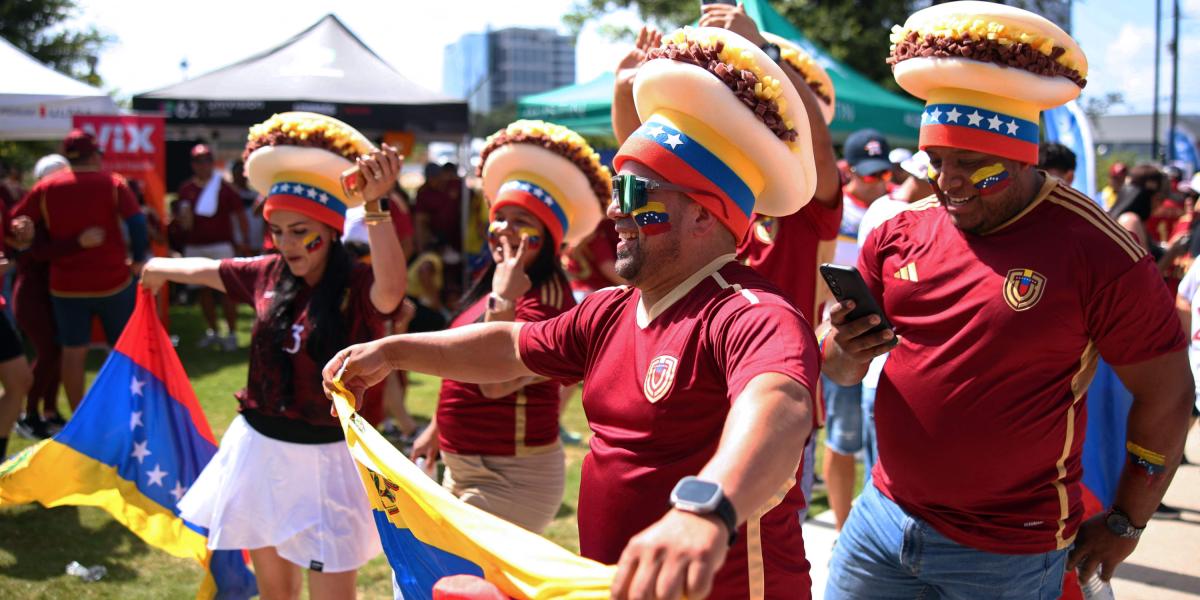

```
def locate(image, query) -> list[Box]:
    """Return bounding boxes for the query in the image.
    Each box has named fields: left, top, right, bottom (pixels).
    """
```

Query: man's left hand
left=1067, top=513, right=1139, bottom=582
left=611, top=509, right=729, bottom=600
left=699, top=3, right=767, bottom=48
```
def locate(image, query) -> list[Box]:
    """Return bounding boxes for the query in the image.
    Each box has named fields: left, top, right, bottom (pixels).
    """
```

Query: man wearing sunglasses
left=823, top=127, right=894, bottom=533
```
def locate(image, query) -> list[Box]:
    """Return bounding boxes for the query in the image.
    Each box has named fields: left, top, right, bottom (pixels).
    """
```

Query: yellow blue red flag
left=331, top=384, right=615, bottom=599
left=0, top=288, right=256, bottom=599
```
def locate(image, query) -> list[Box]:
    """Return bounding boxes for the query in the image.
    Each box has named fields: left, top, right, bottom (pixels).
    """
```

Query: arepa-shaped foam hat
left=762, top=32, right=836, bottom=125
left=243, top=112, right=376, bottom=231
left=888, top=1, right=1087, bottom=163
left=614, top=27, right=817, bottom=239
left=479, top=120, right=610, bottom=250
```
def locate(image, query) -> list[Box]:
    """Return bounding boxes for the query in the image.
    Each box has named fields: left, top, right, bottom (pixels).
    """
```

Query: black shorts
left=0, top=311, right=24, bottom=362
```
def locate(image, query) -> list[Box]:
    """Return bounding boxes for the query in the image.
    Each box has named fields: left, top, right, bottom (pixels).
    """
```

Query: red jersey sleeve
left=857, top=223, right=886, bottom=302
left=519, top=288, right=622, bottom=381
left=516, top=277, right=575, bottom=323
left=1087, top=256, right=1188, bottom=365
left=114, top=176, right=140, bottom=219
left=218, top=255, right=273, bottom=305
left=711, top=302, right=821, bottom=403
left=806, top=195, right=843, bottom=241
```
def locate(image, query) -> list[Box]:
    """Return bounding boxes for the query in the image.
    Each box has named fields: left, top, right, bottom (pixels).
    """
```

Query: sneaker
left=1154, top=502, right=1183, bottom=520
left=197, top=330, right=219, bottom=349
left=221, top=334, right=238, bottom=352
left=42, top=414, right=67, bottom=434
left=559, top=425, right=584, bottom=446
left=14, top=415, right=51, bottom=440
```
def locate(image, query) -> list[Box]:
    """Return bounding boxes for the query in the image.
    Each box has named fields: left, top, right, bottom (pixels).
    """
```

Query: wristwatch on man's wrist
left=487, top=292, right=515, bottom=313
left=669, top=476, right=738, bottom=546
left=1104, top=507, right=1145, bottom=539
left=760, top=41, right=782, bottom=64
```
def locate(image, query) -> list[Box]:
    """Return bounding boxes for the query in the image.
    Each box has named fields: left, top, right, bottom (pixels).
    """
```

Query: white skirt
left=178, top=415, right=382, bottom=573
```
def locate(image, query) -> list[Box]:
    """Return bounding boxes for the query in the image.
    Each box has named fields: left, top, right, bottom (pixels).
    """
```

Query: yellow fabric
left=331, top=383, right=616, bottom=599
left=0, top=440, right=209, bottom=562
left=926, top=88, right=1041, bottom=123
left=654, top=109, right=766, bottom=197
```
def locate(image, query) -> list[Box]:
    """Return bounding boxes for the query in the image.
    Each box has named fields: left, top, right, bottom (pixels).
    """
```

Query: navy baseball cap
left=844, top=129, right=892, bottom=176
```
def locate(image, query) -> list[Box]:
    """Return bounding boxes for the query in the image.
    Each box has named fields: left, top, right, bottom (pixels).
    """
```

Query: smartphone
left=819, top=263, right=893, bottom=334
left=701, top=0, right=737, bottom=5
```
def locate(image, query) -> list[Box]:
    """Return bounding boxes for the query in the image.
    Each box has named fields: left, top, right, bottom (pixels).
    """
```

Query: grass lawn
left=0, top=303, right=846, bottom=598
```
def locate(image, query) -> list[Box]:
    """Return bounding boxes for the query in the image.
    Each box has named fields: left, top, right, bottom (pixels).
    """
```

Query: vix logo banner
left=643, top=355, right=679, bottom=404
left=73, top=115, right=167, bottom=239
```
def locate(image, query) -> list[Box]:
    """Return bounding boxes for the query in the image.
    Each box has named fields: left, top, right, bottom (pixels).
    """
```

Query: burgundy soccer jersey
left=16, top=168, right=141, bottom=296
left=520, top=256, right=820, bottom=599
left=176, top=179, right=242, bottom=246
left=859, top=177, right=1186, bottom=554
left=739, top=201, right=842, bottom=324
left=219, top=254, right=398, bottom=428
left=438, top=276, right=574, bottom=456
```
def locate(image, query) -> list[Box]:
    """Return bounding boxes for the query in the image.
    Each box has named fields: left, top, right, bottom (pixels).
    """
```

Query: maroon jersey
left=176, top=178, right=242, bottom=246
left=860, top=178, right=1187, bottom=553
left=519, top=256, right=820, bottom=599
left=437, top=276, right=574, bottom=456
left=739, top=201, right=842, bottom=324
left=16, top=168, right=140, bottom=296
left=219, top=254, right=399, bottom=428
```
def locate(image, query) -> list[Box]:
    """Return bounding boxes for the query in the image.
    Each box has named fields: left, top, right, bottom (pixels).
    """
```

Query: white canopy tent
left=0, top=36, right=118, bottom=141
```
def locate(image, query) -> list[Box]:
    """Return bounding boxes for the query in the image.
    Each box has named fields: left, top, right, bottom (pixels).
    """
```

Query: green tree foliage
left=0, top=0, right=111, bottom=87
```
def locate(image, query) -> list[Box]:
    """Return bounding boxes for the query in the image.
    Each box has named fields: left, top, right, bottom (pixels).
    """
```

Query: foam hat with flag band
left=761, top=32, right=836, bottom=126
left=888, top=1, right=1087, bottom=164
left=480, top=120, right=610, bottom=251
left=244, top=112, right=376, bottom=232
left=614, top=27, right=817, bottom=240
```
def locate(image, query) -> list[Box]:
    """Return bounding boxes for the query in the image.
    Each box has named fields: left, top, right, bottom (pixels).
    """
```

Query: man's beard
left=615, top=232, right=680, bottom=283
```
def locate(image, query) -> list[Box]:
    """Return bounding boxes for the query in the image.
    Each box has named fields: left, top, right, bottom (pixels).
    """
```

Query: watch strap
left=1106, top=507, right=1145, bottom=539
left=715, top=495, right=738, bottom=547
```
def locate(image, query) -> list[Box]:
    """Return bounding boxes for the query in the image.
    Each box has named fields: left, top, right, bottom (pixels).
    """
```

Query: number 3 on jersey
left=285, top=323, right=305, bottom=354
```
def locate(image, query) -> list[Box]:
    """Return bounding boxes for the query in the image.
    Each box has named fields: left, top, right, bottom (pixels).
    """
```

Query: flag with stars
left=0, top=288, right=256, bottom=599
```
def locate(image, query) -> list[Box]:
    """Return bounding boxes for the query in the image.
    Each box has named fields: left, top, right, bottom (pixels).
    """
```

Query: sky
left=67, top=0, right=1200, bottom=116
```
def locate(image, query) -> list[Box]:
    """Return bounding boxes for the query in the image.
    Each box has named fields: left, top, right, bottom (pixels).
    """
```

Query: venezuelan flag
left=331, top=383, right=615, bottom=599
left=0, top=288, right=256, bottom=599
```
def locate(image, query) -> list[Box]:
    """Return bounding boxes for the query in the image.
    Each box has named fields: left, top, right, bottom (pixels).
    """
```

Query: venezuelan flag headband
left=613, top=27, right=817, bottom=240
left=243, top=112, right=376, bottom=232
left=479, top=120, right=610, bottom=251
left=888, top=1, right=1087, bottom=165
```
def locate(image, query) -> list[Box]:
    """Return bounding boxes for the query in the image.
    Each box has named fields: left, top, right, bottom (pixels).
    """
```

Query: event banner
left=72, top=114, right=167, bottom=232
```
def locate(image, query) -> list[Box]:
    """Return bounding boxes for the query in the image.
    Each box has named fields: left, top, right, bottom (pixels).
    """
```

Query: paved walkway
left=802, top=425, right=1200, bottom=599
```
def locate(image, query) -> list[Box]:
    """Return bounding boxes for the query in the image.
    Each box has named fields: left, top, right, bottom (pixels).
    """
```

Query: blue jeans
left=827, top=484, right=1067, bottom=600
left=822, top=374, right=863, bottom=455
left=861, top=384, right=878, bottom=486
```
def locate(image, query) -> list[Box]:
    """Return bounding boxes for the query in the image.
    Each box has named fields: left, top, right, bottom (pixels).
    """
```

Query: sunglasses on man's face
left=611, top=173, right=707, bottom=214
left=855, top=169, right=893, bottom=184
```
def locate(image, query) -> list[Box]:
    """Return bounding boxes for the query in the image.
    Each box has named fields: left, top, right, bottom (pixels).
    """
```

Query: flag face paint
left=971, top=163, right=1012, bottom=196
left=517, top=226, right=543, bottom=251
left=303, top=232, right=324, bottom=254
left=632, top=201, right=672, bottom=235
left=487, top=221, right=505, bottom=247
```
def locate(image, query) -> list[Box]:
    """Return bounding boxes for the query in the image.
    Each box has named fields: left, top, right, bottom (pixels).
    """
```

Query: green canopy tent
left=519, top=0, right=924, bottom=146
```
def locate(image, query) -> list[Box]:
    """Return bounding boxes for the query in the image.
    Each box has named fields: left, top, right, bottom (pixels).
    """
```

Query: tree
left=0, top=0, right=111, bottom=87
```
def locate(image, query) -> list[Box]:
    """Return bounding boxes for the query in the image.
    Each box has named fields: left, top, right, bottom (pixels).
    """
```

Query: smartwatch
left=1104, top=507, right=1145, bottom=539
left=760, top=42, right=782, bottom=64
left=487, top=292, right=515, bottom=313
left=669, top=476, right=738, bottom=546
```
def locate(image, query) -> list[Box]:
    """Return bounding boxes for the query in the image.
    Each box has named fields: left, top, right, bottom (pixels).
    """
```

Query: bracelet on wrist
left=817, top=328, right=832, bottom=361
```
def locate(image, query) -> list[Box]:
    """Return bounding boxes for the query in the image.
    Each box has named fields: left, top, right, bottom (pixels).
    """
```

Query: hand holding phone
left=819, top=264, right=898, bottom=365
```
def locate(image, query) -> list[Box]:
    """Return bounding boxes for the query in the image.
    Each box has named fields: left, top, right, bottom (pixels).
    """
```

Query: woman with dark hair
left=140, top=113, right=407, bottom=600
left=409, top=120, right=609, bottom=533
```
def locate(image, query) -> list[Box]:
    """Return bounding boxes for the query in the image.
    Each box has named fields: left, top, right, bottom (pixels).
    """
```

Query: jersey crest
left=753, top=216, right=778, bottom=244
left=1003, top=268, right=1046, bottom=311
left=643, top=355, right=679, bottom=403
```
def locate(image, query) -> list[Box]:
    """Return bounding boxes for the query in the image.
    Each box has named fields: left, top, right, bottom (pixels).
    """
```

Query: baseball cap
left=900, top=151, right=932, bottom=180
left=844, top=129, right=892, bottom=176
left=191, top=144, right=213, bottom=159
left=889, top=148, right=913, bottom=165
left=34, top=154, right=69, bottom=180
left=1108, top=162, right=1128, bottom=178
left=61, top=129, right=99, bottom=161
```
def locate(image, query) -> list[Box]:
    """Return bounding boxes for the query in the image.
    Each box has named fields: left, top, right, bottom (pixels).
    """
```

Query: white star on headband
left=967, top=111, right=983, bottom=127
left=646, top=125, right=666, bottom=138
left=664, top=133, right=684, bottom=149
left=945, top=107, right=961, bottom=123
left=928, top=107, right=942, bottom=123
left=1005, top=120, right=1019, bottom=136
left=305, top=186, right=319, bottom=199
left=318, top=193, right=330, bottom=204
left=987, top=114, right=1004, bottom=131
left=533, top=188, right=546, bottom=199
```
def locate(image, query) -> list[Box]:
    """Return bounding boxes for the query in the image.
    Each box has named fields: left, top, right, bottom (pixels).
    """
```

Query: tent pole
left=461, top=133, right=472, bottom=293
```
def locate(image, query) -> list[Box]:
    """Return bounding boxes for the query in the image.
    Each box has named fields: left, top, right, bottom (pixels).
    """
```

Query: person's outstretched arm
left=139, top=257, right=226, bottom=294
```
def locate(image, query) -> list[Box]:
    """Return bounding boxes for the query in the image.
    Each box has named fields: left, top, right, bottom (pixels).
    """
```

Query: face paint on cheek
left=487, top=221, right=505, bottom=246
left=970, top=163, right=1013, bottom=196
left=303, top=232, right=324, bottom=254
left=631, top=201, right=672, bottom=235
left=516, top=226, right=543, bottom=251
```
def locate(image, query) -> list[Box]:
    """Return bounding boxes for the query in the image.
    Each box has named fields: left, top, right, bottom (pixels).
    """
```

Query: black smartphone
left=701, top=0, right=737, bottom=5
left=819, top=263, right=893, bottom=334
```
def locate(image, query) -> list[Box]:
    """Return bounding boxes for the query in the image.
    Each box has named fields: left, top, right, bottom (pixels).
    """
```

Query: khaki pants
left=441, top=444, right=565, bottom=534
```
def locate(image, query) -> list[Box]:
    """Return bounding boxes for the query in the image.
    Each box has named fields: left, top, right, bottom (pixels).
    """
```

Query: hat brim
left=245, top=145, right=357, bottom=207
left=894, top=58, right=1082, bottom=110
left=481, top=143, right=603, bottom=248
left=633, top=32, right=816, bottom=217
left=851, top=158, right=893, bottom=176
